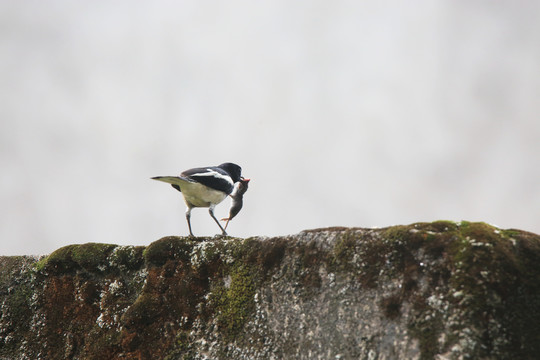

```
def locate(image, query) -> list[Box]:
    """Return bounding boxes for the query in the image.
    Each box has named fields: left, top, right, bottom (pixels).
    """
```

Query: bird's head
left=218, top=162, right=242, bottom=182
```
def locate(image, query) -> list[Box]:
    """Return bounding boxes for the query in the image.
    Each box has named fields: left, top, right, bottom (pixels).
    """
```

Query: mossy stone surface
left=1, top=222, right=539, bottom=359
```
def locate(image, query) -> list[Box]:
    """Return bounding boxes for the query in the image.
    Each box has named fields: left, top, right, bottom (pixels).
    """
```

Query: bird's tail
left=151, top=176, right=194, bottom=192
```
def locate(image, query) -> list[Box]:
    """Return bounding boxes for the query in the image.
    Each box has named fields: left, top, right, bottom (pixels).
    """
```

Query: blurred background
left=1, top=1, right=539, bottom=255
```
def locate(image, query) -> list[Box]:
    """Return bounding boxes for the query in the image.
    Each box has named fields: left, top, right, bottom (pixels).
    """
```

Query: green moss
left=295, top=240, right=324, bottom=291
left=1, top=274, right=33, bottom=352
left=164, top=331, right=196, bottom=360
left=440, top=221, right=540, bottom=357
left=0, top=256, right=35, bottom=287
left=109, top=245, right=145, bottom=272
left=381, top=221, right=540, bottom=359
left=329, top=230, right=358, bottom=271
left=214, top=263, right=258, bottom=339
left=360, top=240, right=393, bottom=288
left=449, top=222, right=518, bottom=295
left=383, top=225, right=410, bottom=241
left=189, top=237, right=287, bottom=343
left=193, top=236, right=285, bottom=283
left=501, top=232, right=540, bottom=356
left=121, top=292, right=162, bottom=328
left=35, top=243, right=117, bottom=274
left=408, top=311, right=443, bottom=360
left=428, top=220, right=459, bottom=232
left=33, top=258, right=47, bottom=272
left=34, top=244, right=78, bottom=273
left=501, top=229, right=522, bottom=238
left=72, top=243, right=117, bottom=272
left=458, top=222, right=499, bottom=242
left=144, top=236, right=193, bottom=267
left=411, top=221, right=459, bottom=233
left=459, top=220, right=471, bottom=228
left=118, top=236, right=285, bottom=354
left=191, top=240, right=223, bottom=265
left=236, top=237, right=287, bottom=277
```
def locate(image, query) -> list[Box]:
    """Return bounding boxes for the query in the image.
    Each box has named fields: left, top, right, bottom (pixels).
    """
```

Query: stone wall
left=1, top=221, right=539, bottom=359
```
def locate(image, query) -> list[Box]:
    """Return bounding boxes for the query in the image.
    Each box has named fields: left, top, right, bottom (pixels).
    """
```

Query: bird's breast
left=180, top=182, right=228, bottom=208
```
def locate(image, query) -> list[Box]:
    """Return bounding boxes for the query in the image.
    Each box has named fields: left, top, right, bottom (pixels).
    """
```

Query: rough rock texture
left=1, top=221, right=540, bottom=359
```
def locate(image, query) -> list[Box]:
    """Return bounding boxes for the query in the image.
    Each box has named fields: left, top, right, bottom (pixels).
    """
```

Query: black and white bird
left=152, top=162, right=247, bottom=237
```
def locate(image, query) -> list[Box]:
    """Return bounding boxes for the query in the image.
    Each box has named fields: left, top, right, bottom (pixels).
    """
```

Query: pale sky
left=1, top=1, right=539, bottom=255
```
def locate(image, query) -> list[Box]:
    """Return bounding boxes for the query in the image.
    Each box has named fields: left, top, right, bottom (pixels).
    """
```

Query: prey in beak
left=221, top=177, right=250, bottom=230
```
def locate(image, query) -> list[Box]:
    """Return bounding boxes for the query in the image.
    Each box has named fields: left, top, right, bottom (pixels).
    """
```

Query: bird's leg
left=223, top=218, right=231, bottom=231
left=185, top=207, right=194, bottom=237
left=209, top=206, right=227, bottom=236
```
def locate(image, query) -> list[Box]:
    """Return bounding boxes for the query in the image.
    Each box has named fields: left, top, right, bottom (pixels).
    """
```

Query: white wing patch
left=190, top=169, right=234, bottom=186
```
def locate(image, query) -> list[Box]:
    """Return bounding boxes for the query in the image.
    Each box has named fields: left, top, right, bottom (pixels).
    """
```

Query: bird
left=221, top=177, right=250, bottom=231
left=152, top=162, right=247, bottom=237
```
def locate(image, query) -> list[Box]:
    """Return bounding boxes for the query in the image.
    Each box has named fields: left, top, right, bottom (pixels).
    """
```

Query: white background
left=1, top=1, right=539, bottom=255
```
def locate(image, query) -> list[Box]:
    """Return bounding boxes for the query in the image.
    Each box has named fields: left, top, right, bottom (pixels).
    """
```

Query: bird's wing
left=181, top=167, right=234, bottom=194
